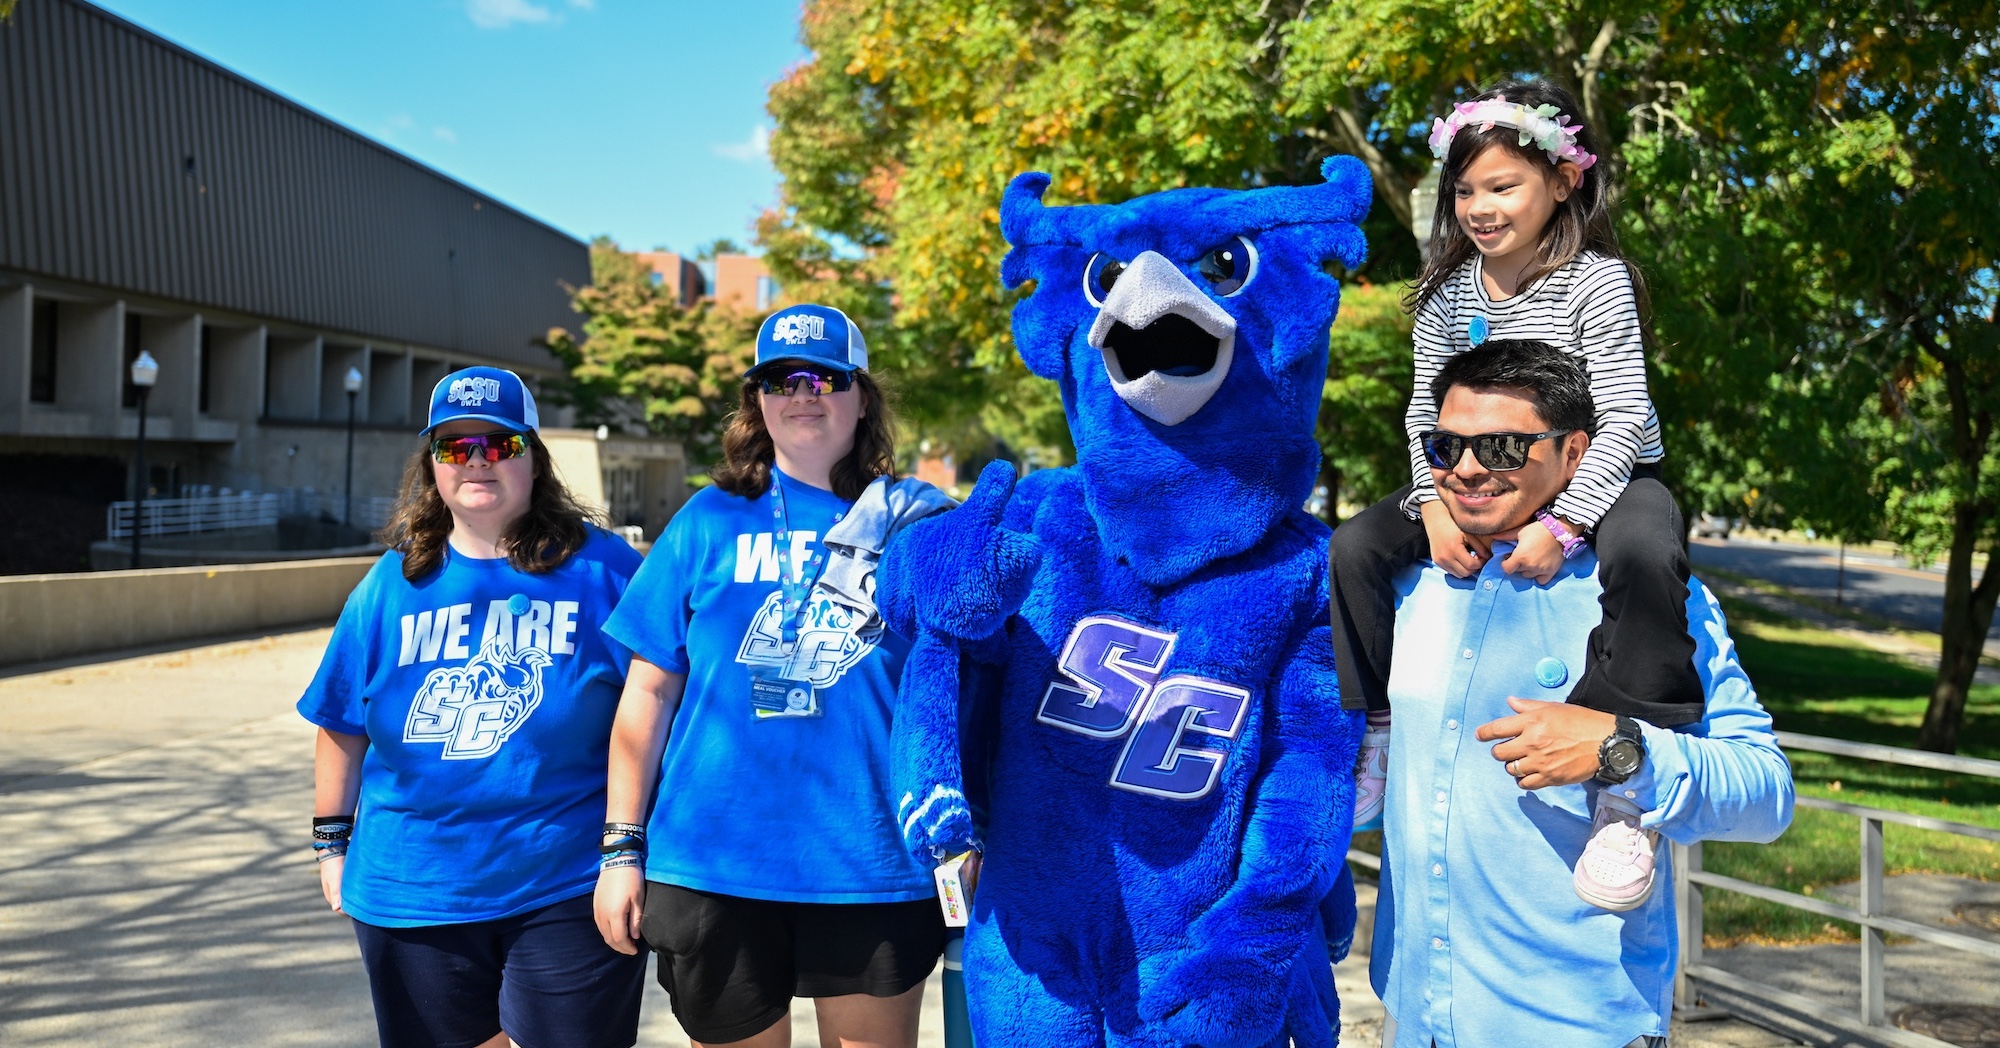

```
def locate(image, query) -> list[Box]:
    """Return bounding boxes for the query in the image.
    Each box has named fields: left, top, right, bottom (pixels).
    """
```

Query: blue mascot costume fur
left=878, top=156, right=1373, bottom=1048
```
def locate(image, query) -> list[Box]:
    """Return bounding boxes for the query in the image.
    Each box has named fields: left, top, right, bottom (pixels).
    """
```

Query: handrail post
left=1674, top=840, right=1702, bottom=1009
left=1859, top=814, right=1885, bottom=1025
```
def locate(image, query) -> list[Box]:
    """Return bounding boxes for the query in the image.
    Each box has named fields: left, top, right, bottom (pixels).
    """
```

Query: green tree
left=763, top=0, right=1998, bottom=747
left=544, top=239, right=759, bottom=465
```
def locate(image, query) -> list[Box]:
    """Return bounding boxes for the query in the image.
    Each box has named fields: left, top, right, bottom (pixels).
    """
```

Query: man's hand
left=594, top=866, right=646, bottom=955
left=1475, top=697, right=1616, bottom=790
left=1500, top=518, right=1567, bottom=584
left=318, top=855, right=345, bottom=914
left=1420, top=499, right=1491, bottom=578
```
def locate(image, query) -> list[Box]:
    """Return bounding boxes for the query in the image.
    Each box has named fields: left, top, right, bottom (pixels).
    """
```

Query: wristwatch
left=1595, top=715, right=1645, bottom=784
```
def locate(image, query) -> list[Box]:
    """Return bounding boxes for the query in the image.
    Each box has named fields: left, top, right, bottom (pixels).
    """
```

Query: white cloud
left=432, top=126, right=459, bottom=144
left=466, top=0, right=553, bottom=29
left=713, top=125, right=772, bottom=163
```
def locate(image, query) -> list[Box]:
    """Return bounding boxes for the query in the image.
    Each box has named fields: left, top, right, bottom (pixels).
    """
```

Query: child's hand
left=1419, top=499, right=1490, bottom=578
left=1502, top=517, right=1568, bottom=584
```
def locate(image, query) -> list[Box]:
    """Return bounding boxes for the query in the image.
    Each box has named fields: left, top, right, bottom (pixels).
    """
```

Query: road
left=1689, top=536, right=2000, bottom=642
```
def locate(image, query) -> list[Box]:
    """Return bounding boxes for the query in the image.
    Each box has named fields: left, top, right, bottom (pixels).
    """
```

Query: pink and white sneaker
left=1573, top=794, right=1659, bottom=911
left=1352, top=712, right=1391, bottom=833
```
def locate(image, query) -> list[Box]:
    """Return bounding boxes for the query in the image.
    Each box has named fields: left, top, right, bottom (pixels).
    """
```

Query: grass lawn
left=1696, top=593, right=2000, bottom=945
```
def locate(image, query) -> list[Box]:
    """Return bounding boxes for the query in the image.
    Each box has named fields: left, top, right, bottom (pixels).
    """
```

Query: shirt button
left=1432, top=863, right=1443, bottom=876
left=1435, top=791, right=1447, bottom=803
left=1625, top=790, right=1637, bottom=799
left=1432, top=937, right=1445, bottom=950
left=1483, top=579, right=1495, bottom=590
left=1446, top=719, right=1458, bottom=730
left=1461, top=648, right=1474, bottom=659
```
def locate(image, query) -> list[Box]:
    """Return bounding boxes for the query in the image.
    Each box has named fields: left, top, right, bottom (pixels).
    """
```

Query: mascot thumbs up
left=880, top=156, right=1373, bottom=1048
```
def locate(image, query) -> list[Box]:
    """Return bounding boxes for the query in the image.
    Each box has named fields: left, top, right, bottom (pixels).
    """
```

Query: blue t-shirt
left=297, top=528, right=642, bottom=927
left=603, top=470, right=930, bottom=904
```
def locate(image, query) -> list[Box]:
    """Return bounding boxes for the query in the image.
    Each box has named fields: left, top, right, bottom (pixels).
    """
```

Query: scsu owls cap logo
left=424, top=366, right=539, bottom=434
left=750, top=303, right=868, bottom=375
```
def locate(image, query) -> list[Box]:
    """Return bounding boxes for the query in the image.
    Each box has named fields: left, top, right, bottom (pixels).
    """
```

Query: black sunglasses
left=1418, top=429, right=1573, bottom=472
left=752, top=366, right=854, bottom=397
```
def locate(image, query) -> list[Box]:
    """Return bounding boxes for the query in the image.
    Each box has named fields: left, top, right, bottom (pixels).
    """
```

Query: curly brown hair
left=710, top=371, right=896, bottom=501
left=380, top=431, right=600, bottom=581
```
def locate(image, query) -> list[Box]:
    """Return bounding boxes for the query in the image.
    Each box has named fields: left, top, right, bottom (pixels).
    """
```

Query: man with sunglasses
left=1366, top=340, right=1793, bottom=1048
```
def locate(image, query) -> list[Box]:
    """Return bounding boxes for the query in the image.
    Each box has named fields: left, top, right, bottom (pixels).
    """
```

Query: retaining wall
left=0, top=557, right=374, bottom=666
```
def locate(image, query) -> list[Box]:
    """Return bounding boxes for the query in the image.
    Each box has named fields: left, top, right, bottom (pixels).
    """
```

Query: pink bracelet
left=1534, top=509, right=1589, bottom=559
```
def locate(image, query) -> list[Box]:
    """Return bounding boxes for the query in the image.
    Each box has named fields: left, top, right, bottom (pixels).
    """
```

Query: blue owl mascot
left=878, top=156, right=1373, bottom=1048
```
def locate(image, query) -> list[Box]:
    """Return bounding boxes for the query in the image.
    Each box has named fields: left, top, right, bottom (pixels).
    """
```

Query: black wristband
left=313, top=815, right=355, bottom=841
left=602, top=822, right=646, bottom=838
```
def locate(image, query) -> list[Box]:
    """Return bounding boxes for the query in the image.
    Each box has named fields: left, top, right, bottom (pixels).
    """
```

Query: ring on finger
left=1507, top=759, right=1521, bottom=777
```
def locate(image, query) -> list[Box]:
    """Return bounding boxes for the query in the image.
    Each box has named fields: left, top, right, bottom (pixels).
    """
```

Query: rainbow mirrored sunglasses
left=752, top=364, right=854, bottom=397
left=429, top=431, right=528, bottom=465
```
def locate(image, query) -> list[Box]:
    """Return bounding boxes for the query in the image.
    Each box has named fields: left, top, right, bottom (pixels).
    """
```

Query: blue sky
left=93, top=0, right=807, bottom=254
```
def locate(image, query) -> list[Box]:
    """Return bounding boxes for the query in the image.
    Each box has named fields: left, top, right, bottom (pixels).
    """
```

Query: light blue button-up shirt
left=1370, top=545, right=1794, bottom=1048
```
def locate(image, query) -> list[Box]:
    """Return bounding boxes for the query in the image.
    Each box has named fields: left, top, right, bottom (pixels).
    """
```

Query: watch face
left=1606, top=740, right=1643, bottom=777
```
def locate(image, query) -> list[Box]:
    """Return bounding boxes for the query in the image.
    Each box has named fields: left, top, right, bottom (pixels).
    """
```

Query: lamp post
left=343, top=366, right=363, bottom=528
left=129, top=350, right=160, bottom=569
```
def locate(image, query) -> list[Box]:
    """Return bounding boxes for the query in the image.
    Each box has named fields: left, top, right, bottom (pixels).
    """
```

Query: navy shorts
left=351, top=891, right=647, bottom=1048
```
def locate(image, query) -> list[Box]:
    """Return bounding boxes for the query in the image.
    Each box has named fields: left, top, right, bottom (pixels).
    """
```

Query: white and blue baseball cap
left=748, top=303, right=869, bottom=377
left=423, top=366, right=540, bottom=434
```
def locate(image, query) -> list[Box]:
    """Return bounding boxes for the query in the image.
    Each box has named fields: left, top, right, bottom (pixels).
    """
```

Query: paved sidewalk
left=0, top=628, right=1799, bottom=1046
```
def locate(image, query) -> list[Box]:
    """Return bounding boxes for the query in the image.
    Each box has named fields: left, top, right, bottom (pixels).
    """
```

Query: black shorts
left=350, top=891, right=647, bottom=1048
left=640, top=881, right=946, bottom=1044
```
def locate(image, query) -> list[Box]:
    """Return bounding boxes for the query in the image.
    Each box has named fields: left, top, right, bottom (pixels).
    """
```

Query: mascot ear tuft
left=1316, top=154, right=1373, bottom=224
left=1000, top=172, right=1057, bottom=291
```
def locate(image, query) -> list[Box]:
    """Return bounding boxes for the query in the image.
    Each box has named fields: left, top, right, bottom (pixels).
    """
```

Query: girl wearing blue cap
left=596, top=305, right=952, bottom=1048
left=299, top=366, right=648, bottom=1048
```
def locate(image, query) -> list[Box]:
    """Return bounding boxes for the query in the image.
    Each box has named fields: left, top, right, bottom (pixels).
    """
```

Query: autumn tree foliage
left=545, top=239, right=759, bottom=466
left=761, top=0, right=1996, bottom=749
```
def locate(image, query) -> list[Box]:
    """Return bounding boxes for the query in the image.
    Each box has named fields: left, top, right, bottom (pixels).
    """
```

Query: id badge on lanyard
left=752, top=478, right=841, bottom=719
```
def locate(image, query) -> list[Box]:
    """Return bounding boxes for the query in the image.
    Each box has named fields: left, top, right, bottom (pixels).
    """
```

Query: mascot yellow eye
left=1195, top=236, right=1259, bottom=297
left=1083, top=253, right=1126, bottom=307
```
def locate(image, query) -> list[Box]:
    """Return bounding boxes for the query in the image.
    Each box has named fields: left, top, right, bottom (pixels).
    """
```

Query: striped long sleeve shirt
left=1399, top=251, right=1664, bottom=529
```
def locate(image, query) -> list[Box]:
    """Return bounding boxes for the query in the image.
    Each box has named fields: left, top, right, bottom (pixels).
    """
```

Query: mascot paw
left=1138, top=949, right=1287, bottom=1048
left=897, top=784, right=979, bottom=859
left=903, top=460, right=1041, bottom=639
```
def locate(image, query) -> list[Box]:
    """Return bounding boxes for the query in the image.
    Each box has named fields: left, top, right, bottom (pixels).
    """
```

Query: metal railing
left=107, top=492, right=396, bottom=538
left=1674, top=731, right=2000, bottom=1048
left=106, top=494, right=280, bottom=538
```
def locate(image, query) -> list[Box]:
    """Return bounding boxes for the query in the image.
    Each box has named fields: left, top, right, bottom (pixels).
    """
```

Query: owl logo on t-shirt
left=404, top=635, right=553, bottom=759
left=735, top=591, right=881, bottom=687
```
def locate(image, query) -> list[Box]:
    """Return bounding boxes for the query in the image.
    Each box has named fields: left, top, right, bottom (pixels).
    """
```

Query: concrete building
left=0, top=0, right=693, bottom=568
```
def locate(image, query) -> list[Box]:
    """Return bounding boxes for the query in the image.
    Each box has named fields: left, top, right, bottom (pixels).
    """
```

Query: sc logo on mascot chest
left=1036, top=614, right=1250, bottom=801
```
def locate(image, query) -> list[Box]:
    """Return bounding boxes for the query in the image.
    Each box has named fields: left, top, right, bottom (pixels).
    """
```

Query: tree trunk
left=1917, top=501, right=2000, bottom=753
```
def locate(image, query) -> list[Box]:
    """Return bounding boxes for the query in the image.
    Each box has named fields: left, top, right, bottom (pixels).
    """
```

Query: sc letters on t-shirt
left=731, top=529, right=881, bottom=689
left=394, top=598, right=581, bottom=760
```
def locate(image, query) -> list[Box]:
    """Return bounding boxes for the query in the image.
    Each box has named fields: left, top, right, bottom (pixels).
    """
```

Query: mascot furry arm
left=881, top=156, right=1371, bottom=1048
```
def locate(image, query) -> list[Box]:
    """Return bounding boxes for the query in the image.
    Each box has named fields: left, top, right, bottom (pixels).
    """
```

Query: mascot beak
left=1086, top=251, right=1237, bottom=426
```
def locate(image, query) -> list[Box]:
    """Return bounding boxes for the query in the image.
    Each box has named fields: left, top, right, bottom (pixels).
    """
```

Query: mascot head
left=1000, top=156, right=1371, bottom=584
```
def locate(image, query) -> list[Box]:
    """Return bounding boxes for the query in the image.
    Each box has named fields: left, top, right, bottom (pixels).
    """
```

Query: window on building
left=123, top=314, right=146, bottom=408
left=756, top=275, right=780, bottom=312
left=199, top=327, right=213, bottom=414
left=29, top=300, right=57, bottom=403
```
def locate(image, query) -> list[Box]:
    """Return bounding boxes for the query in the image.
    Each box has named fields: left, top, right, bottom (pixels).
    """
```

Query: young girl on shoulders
left=1330, top=77, right=1703, bottom=912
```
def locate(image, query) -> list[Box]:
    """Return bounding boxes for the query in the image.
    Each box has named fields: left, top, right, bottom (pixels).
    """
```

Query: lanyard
left=769, top=475, right=841, bottom=645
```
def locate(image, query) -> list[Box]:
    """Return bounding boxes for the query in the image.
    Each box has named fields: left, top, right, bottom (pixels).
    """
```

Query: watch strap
left=1534, top=508, right=1589, bottom=559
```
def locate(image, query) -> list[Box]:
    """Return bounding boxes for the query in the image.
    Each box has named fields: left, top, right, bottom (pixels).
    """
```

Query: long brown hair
left=1407, top=78, right=1648, bottom=319
left=381, top=430, right=599, bottom=581
left=710, top=370, right=896, bottom=501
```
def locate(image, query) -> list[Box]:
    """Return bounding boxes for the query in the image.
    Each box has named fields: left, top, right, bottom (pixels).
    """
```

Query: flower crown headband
left=1427, top=96, right=1598, bottom=171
